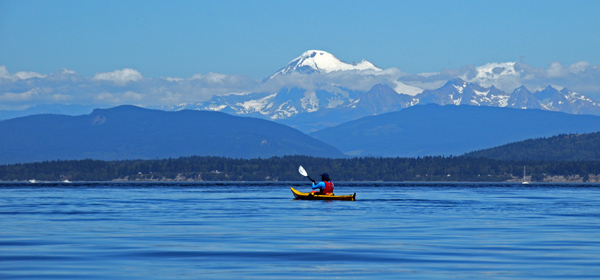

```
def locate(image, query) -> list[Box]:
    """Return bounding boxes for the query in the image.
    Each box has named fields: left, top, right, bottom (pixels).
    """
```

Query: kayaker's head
left=321, top=173, right=330, bottom=182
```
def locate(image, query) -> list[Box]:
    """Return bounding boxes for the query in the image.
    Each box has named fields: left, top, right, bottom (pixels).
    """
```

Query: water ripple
left=1, top=182, right=599, bottom=279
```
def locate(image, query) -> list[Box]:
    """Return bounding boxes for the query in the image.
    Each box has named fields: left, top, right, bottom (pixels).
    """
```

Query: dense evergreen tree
left=2, top=156, right=600, bottom=182
left=465, top=132, right=600, bottom=161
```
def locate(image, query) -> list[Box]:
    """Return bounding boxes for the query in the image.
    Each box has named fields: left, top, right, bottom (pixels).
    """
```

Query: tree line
left=464, top=133, right=600, bottom=161
left=2, top=155, right=600, bottom=182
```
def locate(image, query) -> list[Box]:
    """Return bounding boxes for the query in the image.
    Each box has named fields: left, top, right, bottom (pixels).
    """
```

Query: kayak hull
left=291, top=187, right=356, bottom=201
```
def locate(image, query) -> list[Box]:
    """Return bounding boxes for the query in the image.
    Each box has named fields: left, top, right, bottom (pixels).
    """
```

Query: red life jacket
left=323, top=181, right=333, bottom=194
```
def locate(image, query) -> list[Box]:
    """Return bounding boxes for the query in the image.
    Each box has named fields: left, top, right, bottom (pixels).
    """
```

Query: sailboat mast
left=522, top=166, right=530, bottom=184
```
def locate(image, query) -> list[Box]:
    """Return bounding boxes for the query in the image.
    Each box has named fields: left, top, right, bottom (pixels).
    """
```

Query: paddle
left=298, top=166, right=315, bottom=183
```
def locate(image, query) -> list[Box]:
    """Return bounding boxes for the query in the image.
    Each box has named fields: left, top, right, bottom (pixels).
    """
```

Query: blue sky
left=1, top=0, right=599, bottom=79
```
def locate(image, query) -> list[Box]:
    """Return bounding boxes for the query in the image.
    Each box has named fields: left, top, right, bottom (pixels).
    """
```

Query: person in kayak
left=311, top=173, right=334, bottom=195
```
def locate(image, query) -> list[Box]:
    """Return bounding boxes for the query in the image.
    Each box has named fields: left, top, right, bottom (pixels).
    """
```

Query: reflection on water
left=1, top=182, right=599, bottom=279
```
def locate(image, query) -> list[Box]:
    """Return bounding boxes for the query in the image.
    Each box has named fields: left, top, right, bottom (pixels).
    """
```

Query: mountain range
left=3, top=103, right=600, bottom=164
left=2, top=50, right=600, bottom=134
left=3, top=50, right=600, bottom=164
left=182, top=51, right=600, bottom=132
left=0, top=105, right=344, bottom=164
left=310, top=104, right=600, bottom=157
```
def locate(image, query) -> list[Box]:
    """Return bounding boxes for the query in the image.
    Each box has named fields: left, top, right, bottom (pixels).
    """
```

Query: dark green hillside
left=464, top=132, right=600, bottom=161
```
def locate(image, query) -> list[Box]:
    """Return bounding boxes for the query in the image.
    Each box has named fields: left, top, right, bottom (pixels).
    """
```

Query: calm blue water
left=1, top=182, right=599, bottom=279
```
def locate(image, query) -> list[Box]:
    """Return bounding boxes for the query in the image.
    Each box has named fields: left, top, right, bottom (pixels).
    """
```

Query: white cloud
left=93, top=68, right=143, bottom=85
left=0, top=66, right=11, bottom=79
left=124, top=91, right=143, bottom=101
left=51, top=93, right=73, bottom=101
left=514, top=61, right=600, bottom=98
left=159, top=91, right=183, bottom=103
left=192, top=72, right=228, bottom=83
left=0, top=66, right=47, bottom=81
left=453, top=62, right=523, bottom=92
left=0, top=88, right=40, bottom=102
left=165, top=77, right=183, bottom=82
left=47, top=68, right=81, bottom=82
left=95, top=92, right=115, bottom=101
left=93, top=91, right=143, bottom=103
left=568, top=61, right=590, bottom=74
left=13, top=71, right=47, bottom=80
left=546, top=61, right=568, bottom=78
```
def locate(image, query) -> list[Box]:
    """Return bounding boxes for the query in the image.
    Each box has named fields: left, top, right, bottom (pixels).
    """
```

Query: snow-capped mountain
left=415, top=79, right=600, bottom=114
left=197, top=86, right=361, bottom=121
left=461, top=62, right=521, bottom=88
left=536, top=86, right=600, bottom=115
left=351, top=84, right=416, bottom=115
left=507, top=86, right=541, bottom=109
left=269, top=50, right=382, bottom=79
left=161, top=51, right=600, bottom=132
left=418, top=78, right=510, bottom=107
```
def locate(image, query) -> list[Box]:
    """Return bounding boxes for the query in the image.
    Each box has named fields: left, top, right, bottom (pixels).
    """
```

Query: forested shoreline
left=2, top=156, right=600, bottom=183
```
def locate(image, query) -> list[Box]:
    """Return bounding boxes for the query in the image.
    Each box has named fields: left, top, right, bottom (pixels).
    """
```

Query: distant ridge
left=310, top=104, right=600, bottom=157
left=0, top=105, right=345, bottom=164
left=464, top=132, right=600, bottom=161
left=0, top=104, right=97, bottom=120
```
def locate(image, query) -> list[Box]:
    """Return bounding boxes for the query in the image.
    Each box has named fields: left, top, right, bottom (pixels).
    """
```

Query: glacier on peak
left=472, top=62, right=519, bottom=79
left=300, top=90, right=319, bottom=113
left=394, top=80, right=423, bottom=96
left=237, top=93, right=277, bottom=114
left=269, top=50, right=382, bottom=79
left=460, top=62, right=522, bottom=92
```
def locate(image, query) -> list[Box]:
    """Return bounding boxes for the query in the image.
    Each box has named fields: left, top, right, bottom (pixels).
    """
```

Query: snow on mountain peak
left=456, top=61, right=526, bottom=93
left=461, top=62, right=520, bottom=86
left=473, top=62, right=518, bottom=79
left=270, top=50, right=382, bottom=79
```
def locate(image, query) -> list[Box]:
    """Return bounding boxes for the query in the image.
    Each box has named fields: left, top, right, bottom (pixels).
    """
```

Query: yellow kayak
left=291, top=187, right=356, bottom=201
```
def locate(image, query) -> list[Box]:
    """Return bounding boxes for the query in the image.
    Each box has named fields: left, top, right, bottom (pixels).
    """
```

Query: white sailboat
left=522, top=166, right=530, bottom=184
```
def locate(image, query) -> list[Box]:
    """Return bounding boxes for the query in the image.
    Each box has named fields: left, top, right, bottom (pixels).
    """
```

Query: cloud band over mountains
left=1, top=59, right=599, bottom=111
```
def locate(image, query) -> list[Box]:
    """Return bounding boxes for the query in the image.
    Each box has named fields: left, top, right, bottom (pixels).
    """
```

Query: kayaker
left=311, top=173, right=334, bottom=195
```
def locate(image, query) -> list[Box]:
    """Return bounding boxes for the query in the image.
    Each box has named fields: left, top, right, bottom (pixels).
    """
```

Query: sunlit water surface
left=1, top=182, right=599, bottom=279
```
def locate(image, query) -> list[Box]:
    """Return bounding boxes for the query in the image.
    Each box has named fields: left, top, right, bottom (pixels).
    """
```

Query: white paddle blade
left=298, top=166, right=308, bottom=177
